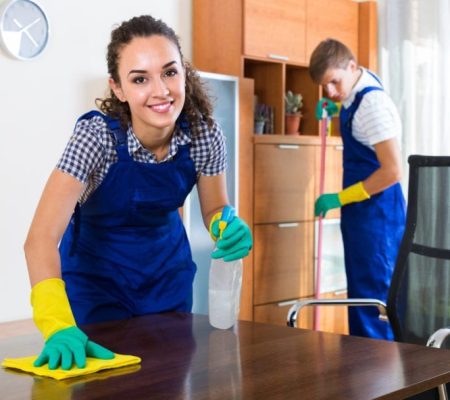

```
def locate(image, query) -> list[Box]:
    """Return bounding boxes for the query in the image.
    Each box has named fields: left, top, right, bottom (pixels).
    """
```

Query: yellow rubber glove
left=31, top=278, right=115, bottom=370
left=315, top=181, right=370, bottom=217
left=338, top=181, right=370, bottom=205
left=31, top=278, right=76, bottom=340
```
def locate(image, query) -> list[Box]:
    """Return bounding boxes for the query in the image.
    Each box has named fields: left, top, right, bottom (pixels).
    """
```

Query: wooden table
left=1, top=313, right=449, bottom=400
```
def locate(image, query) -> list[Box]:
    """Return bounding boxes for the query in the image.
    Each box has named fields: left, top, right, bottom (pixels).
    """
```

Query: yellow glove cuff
left=31, top=278, right=76, bottom=340
left=208, top=211, right=222, bottom=241
left=338, top=181, right=370, bottom=206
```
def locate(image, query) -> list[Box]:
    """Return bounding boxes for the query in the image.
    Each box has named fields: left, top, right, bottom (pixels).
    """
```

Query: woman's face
left=110, top=35, right=185, bottom=137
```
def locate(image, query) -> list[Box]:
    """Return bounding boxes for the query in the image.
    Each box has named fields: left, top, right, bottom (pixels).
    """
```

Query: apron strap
left=76, top=111, right=130, bottom=161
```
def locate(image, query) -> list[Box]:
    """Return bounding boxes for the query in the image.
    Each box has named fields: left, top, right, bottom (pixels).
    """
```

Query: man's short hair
left=309, top=38, right=356, bottom=83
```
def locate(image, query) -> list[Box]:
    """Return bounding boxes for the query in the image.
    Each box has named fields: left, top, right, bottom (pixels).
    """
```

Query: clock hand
left=13, top=17, right=41, bottom=33
left=13, top=17, right=40, bottom=47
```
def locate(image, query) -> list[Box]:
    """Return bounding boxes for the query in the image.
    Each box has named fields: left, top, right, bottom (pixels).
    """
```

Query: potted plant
left=254, top=104, right=267, bottom=134
left=285, top=90, right=303, bottom=135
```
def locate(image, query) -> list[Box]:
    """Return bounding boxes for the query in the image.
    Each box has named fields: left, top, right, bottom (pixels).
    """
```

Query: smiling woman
left=23, top=15, right=253, bottom=371
left=107, top=35, right=186, bottom=157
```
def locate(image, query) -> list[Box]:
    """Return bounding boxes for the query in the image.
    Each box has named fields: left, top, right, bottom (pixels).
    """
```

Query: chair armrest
left=426, top=327, right=450, bottom=348
left=287, top=298, right=388, bottom=328
left=427, top=328, right=450, bottom=400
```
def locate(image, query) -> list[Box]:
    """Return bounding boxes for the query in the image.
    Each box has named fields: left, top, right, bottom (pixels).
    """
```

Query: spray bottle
left=208, top=206, right=243, bottom=330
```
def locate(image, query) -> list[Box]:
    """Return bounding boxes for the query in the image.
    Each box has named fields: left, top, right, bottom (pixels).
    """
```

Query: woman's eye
left=164, top=69, right=178, bottom=78
left=133, top=76, right=146, bottom=84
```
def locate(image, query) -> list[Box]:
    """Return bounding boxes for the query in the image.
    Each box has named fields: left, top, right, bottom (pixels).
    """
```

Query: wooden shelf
left=193, top=0, right=377, bottom=333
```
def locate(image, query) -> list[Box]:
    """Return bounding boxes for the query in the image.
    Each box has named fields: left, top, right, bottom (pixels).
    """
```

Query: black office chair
left=287, top=155, right=450, bottom=400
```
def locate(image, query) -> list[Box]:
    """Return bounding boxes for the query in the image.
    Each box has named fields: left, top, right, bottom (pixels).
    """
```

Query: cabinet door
left=254, top=143, right=315, bottom=224
left=254, top=301, right=313, bottom=329
left=244, top=0, right=306, bottom=63
left=254, top=222, right=314, bottom=305
left=306, top=0, right=359, bottom=62
left=315, top=142, right=343, bottom=220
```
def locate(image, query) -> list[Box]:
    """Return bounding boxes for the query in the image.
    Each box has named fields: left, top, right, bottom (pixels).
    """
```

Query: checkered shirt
left=56, top=114, right=227, bottom=203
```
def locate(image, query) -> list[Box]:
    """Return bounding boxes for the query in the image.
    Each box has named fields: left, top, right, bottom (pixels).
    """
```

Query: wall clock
left=0, top=0, right=49, bottom=60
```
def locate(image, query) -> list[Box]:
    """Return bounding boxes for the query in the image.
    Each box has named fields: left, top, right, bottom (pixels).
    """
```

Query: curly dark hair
left=97, top=15, right=214, bottom=135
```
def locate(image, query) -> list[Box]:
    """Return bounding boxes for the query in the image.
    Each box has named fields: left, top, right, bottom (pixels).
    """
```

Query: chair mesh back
left=388, top=156, right=450, bottom=347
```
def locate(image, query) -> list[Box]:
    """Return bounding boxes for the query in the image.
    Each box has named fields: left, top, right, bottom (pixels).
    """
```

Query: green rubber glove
left=211, top=216, right=253, bottom=262
left=314, top=193, right=342, bottom=217
left=315, top=98, right=339, bottom=120
left=33, top=326, right=115, bottom=370
left=315, top=182, right=371, bottom=217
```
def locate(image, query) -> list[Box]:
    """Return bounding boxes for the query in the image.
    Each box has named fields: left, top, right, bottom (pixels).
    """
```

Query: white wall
left=0, top=0, right=192, bottom=322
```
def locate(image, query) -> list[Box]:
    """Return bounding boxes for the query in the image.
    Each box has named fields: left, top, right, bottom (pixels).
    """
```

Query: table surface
left=1, top=313, right=450, bottom=400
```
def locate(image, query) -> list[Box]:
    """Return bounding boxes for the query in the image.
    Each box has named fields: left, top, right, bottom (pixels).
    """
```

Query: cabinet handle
left=278, top=223, right=299, bottom=228
left=278, top=144, right=300, bottom=150
left=268, top=53, right=289, bottom=61
left=335, top=145, right=344, bottom=151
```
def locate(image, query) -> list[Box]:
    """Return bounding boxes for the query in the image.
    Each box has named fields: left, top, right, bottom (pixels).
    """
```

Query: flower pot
left=254, top=120, right=265, bottom=134
left=285, top=114, right=302, bottom=135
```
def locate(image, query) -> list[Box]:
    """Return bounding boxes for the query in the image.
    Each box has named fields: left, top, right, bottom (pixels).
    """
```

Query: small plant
left=255, top=108, right=267, bottom=122
left=285, top=90, right=303, bottom=115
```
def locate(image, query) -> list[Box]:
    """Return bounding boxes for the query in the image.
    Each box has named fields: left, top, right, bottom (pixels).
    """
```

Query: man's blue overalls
left=59, top=111, right=197, bottom=324
left=340, top=73, right=406, bottom=339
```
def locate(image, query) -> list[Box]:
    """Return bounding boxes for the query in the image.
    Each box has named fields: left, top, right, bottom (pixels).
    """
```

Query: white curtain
left=378, top=1, right=450, bottom=341
left=378, top=0, right=450, bottom=184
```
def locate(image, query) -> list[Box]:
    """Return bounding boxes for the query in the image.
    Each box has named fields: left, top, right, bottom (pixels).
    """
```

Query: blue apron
left=340, top=73, right=406, bottom=339
left=59, top=111, right=198, bottom=325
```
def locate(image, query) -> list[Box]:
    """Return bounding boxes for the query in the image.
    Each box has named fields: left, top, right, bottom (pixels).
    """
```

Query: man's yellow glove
left=31, top=278, right=114, bottom=370
left=315, top=181, right=370, bottom=217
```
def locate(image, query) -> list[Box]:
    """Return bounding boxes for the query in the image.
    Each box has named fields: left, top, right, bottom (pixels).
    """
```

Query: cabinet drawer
left=254, top=222, right=314, bottom=304
left=254, top=143, right=315, bottom=224
left=254, top=300, right=313, bottom=329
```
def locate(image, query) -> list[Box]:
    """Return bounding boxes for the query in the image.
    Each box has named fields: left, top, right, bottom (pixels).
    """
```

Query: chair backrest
left=388, top=155, right=450, bottom=347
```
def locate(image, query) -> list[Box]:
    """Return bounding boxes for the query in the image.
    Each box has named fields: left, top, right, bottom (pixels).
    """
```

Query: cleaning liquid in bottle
left=209, top=256, right=243, bottom=329
left=208, top=206, right=243, bottom=330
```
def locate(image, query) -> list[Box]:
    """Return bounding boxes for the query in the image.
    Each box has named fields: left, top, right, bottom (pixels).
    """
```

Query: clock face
left=0, top=0, right=49, bottom=60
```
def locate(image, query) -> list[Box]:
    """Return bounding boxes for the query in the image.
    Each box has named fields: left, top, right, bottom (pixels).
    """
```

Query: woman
left=24, top=15, right=252, bottom=370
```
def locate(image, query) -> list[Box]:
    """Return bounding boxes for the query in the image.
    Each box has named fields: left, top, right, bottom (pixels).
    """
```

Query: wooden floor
left=0, top=318, right=38, bottom=339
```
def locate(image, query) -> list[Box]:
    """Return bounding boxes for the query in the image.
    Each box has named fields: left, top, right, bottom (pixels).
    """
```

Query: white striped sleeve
left=352, top=90, right=402, bottom=147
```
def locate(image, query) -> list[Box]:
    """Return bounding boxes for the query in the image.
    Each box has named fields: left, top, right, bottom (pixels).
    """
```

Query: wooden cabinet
left=193, top=0, right=368, bottom=77
left=193, top=0, right=369, bottom=136
left=254, top=222, right=314, bottom=304
left=252, top=135, right=344, bottom=330
left=244, top=0, right=307, bottom=64
left=243, top=61, right=322, bottom=136
left=193, top=0, right=376, bottom=334
left=254, top=142, right=315, bottom=223
left=305, top=0, right=359, bottom=62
